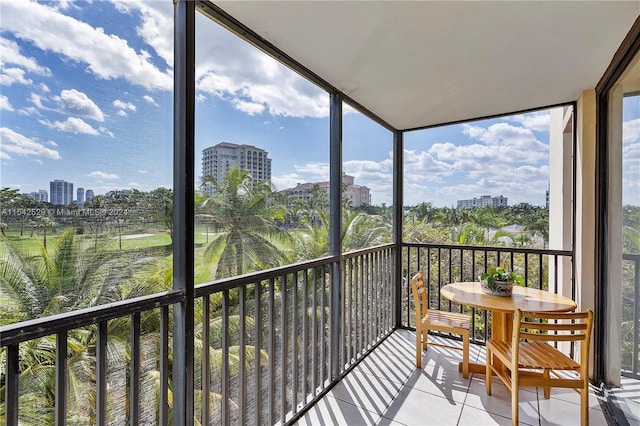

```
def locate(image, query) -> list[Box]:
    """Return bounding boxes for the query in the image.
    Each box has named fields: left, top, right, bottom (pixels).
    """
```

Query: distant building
left=85, top=189, right=95, bottom=201
left=457, top=194, right=508, bottom=209
left=202, top=142, right=272, bottom=195
left=105, top=189, right=131, bottom=198
left=25, top=190, right=48, bottom=202
left=282, top=173, right=371, bottom=208
left=546, top=189, right=549, bottom=208
left=77, top=187, right=84, bottom=205
left=50, top=179, right=73, bottom=205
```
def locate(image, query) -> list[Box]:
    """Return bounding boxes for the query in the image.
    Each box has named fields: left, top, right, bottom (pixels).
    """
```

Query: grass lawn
left=0, top=226, right=221, bottom=284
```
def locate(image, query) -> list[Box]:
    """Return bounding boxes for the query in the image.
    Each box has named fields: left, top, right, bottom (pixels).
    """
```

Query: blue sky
left=1, top=1, right=638, bottom=208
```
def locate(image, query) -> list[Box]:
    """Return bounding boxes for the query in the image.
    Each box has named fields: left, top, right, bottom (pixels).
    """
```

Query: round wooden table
left=440, top=281, right=577, bottom=373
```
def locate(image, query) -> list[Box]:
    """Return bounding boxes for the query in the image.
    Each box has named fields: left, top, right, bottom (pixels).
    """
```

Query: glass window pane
left=403, top=110, right=554, bottom=248
left=194, top=13, right=330, bottom=280
left=1, top=1, right=174, bottom=323
left=342, top=108, right=393, bottom=252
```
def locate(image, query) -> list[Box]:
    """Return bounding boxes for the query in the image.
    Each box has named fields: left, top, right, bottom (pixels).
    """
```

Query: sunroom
left=1, top=1, right=639, bottom=425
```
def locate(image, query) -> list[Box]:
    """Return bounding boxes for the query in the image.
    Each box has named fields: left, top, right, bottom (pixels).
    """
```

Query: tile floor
left=609, top=376, right=640, bottom=425
left=294, top=329, right=624, bottom=426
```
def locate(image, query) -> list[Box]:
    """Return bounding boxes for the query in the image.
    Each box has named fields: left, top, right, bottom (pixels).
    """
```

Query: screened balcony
left=1, top=1, right=640, bottom=425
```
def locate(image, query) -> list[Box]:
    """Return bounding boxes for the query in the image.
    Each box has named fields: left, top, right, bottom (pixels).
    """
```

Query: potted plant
left=479, top=265, right=524, bottom=296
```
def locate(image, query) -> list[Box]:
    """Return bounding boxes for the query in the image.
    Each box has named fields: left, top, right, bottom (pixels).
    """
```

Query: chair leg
left=511, top=385, right=519, bottom=426
left=543, top=370, right=550, bottom=399
left=485, top=348, right=492, bottom=395
left=423, top=327, right=428, bottom=350
left=415, top=327, right=422, bottom=368
left=581, top=382, right=589, bottom=426
left=462, top=332, right=469, bottom=378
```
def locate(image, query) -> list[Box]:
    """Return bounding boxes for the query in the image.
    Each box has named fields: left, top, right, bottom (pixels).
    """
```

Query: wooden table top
left=440, top=281, right=577, bottom=313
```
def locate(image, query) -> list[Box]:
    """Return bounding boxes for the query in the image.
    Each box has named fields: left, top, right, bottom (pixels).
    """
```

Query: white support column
left=574, top=90, right=597, bottom=317
left=605, top=84, right=624, bottom=385
left=548, top=106, right=573, bottom=299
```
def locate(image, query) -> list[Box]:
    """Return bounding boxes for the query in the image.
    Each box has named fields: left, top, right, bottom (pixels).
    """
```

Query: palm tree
left=342, top=209, right=391, bottom=251
left=0, top=228, right=152, bottom=323
left=291, top=208, right=330, bottom=261
left=0, top=228, right=156, bottom=424
left=200, top=167, right=290, bottom=278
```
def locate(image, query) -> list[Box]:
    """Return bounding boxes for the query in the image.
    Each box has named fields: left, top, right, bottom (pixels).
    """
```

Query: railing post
left=55, top=331, right=67, bottom=426
left=5, top=344, right=18, bottom=425
left=173, top=0, right=195, bottom=424
left=393, top=130, right=404, bottom=328
left=329, top=92, right=343, bottom=380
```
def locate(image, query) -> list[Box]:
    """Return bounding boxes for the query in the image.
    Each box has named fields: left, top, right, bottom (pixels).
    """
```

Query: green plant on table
left=480, top=265, right=524, bottom=291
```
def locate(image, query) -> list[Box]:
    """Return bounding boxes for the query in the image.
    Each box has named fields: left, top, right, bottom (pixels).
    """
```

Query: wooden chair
left=410, top=272, right=470, bottom=377
left=485, top=309, right=593, bottom=426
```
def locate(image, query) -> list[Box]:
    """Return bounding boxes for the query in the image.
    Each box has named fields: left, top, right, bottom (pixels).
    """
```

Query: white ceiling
left=212, top=1, right=639, bottom=130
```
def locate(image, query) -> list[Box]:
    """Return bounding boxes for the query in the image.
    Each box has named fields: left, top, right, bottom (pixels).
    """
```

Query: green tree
left=145, top=187, right=174, bottom=241
left=0, top=228, right=158, bottom=424
left=0, top=228, right=151, bottom=324
left=200, top=167, right=290, bottom=278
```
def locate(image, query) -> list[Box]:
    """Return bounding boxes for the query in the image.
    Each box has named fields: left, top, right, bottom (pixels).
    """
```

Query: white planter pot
left=480, top=279, right=514, bottom=297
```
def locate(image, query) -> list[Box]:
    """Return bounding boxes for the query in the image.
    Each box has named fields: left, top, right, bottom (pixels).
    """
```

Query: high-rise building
left=85, top=189, right=94, bottom=201
left=457, top=195, right=508, bottom=209
left=25, top=190, right=48, bottom=202
left=202, top=142, right=272, bottom=195
left=77, top=187, right=85, bottom=205
left=49, top=179, right=73, bottom=205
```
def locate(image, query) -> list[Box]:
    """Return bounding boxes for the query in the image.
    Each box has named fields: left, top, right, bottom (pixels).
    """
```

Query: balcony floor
left=294, top=329, right=621, bottom=426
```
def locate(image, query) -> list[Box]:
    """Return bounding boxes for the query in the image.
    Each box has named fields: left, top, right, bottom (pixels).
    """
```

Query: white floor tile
left=538, top=396, right=607, bottom=426
left=295, top=395, right=381, bottom=426
left=294, top=331, right=640, bottom=426
left=403, top=366, right=471, bottom=403
left=458, top=404, right=531, bottom=426
left=329, top=370, right=402, bottom=415
left=463, top=376, right=539, bottom=425
left=380, top=386, right=464, bottom=426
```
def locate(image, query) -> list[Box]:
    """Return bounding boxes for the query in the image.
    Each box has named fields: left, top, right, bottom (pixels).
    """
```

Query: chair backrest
left=512, top=309, right=593, bottom=371
left=410, top=272, right=428, bottom=325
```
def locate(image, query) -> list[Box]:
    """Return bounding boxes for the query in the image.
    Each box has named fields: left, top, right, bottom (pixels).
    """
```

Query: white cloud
left=29, top=93, right=46, bottom=109
left=142, top=95, right=158, bottom=106
left=270, top=173, right=306, bottom=191
left=1, top=67, right=32, bottom=86
left=459, top=123, right=548, bottom=164
left=402, top=120, right=551, bottom=206
left=0, top=95, right=14, bottom=111
left=623, top=118, right=640, bottom=144
left=112, top=0, right=175, bottom=68
left=293, top=162, right=330, bottom=180
left=0, top=36, right=51, bottom=76
left=39, top=117, right=100, bottom=135
left=19, top=106, right=41, bottom=116
left=39, top=83, right=50, bottom=93
left=54, top=89, right=105, bottom=122
left=113, top=99, right=136, bottom=112
left=623, top=118, right=640, bottom=205
left=2, top=1, right=172, bottom=90
left=117, top=110, right=128, bottom=117
left=404, top=148, right=453, bottom=185
left=98, top=126, right=115, bottom=138
left=0, top=127, right=61, bottom=159
left=232, top=99, right=265, bottom=115
left=194, top=18, right=328, bottom=119
left=509, top=111, right=551, bottom=132
left=87, top=171, right=119, bottom=180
